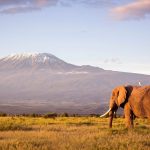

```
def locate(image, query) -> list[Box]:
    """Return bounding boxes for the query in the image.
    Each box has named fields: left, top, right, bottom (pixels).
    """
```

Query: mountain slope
left=0, top=53, right=76, bottom=71
left=0, top=53, right=150, bottom=114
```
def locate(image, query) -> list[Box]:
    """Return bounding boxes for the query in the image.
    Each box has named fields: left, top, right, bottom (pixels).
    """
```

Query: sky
left=0, top=0, right=150, bottom=75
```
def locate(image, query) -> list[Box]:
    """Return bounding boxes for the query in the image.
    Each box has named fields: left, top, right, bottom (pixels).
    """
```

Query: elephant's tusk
left=100, top=108, right=111, bottom=118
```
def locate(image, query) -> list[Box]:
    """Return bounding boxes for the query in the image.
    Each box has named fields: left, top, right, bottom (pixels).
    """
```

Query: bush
left=89, top=114, right=99, bottom=117
left=0, top=112, right=7, bottom=117
left=59, top=113, right=69, bottom=117
left=29, top=113, right=40, bottom=117
left=43, top=112, right=57, bottom=118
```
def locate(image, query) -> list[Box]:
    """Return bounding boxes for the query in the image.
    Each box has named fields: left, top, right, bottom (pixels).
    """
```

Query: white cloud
left=0, top=0, right=116, bottom=14
left=111, top=0, right=150, bottom=20
left=0, top=0, right=58, bottom=14
left=104, top=58, right=122, bottom=64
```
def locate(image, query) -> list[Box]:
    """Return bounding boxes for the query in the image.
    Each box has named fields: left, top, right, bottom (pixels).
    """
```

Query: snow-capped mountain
left=0, top=53, right=150, bottom=114
left=0, top=53, right=76, bottom=71
left=0, top=53, right=103, bottom=73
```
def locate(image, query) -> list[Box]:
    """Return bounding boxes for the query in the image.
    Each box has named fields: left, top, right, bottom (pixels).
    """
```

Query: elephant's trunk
left=109, top=110, right=114, bottom=128
left=108, top=101, right=118, bottom=128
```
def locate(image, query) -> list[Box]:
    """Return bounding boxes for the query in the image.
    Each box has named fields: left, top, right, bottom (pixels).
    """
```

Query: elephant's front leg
left=124, top=103, right=134, bottom=128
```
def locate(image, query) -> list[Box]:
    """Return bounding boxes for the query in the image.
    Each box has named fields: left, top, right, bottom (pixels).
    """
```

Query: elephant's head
left=100, top=86, right=127, bottom=128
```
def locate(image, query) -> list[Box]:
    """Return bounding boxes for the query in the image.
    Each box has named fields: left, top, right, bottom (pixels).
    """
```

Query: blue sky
left=0, top=0, right=150, bottom=74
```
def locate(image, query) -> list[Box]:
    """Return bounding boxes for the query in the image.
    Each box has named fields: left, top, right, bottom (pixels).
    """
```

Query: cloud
left=0, top=0, right=118, bottom=14
left=111, top=0, right=150, bottom=20
left=0, top=6, right=40, bottom=14
left=0, top=0, right=59, bottom=14
left=104, top=58, right=122, bottom=64
left=74, top=0, right=115, bottom=7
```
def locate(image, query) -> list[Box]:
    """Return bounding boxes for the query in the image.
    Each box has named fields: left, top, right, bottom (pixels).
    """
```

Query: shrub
left=89, top=114, right=99, bottom=117
left=0, top=112, right=7, bottom=117
left=43, top=112, right=57, bottom=118
left=29, top=113, right=40, bottom=117
left=59, top=113, right=69, bottom=117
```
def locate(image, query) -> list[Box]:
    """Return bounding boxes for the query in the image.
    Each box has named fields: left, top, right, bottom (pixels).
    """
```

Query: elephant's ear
left=117, top=86, right=127, bottom=106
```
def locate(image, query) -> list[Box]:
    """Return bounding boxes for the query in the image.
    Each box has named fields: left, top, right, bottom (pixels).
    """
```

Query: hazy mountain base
left=0, top=70, right=150, bottom=114
left=0, top=53, right=150, bottom=114
left=0, top=117, right=149, bottom=150
left=0, top=103, right=105, bottom=114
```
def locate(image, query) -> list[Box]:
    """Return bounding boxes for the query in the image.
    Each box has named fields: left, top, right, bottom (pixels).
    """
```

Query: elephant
left=100, top=85, right=150, bottom=128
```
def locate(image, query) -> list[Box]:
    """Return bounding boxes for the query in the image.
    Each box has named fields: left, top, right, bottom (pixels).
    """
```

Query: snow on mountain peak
left=0, top=52, right=76, bottom=70
left=4, top=53, right=54, bottom=60
left=1, top=52, right=64, bottom=64
left=9, top=52, right=38, bottom=58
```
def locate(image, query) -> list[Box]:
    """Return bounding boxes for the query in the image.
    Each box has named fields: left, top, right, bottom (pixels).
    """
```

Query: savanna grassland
left=0, top=116, right=149, bottom=150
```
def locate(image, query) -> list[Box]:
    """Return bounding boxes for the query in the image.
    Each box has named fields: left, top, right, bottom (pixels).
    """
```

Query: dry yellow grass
left=0, top=117, right=149, bottom=150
